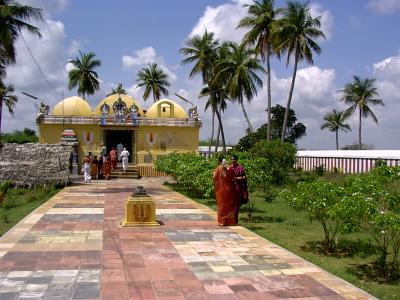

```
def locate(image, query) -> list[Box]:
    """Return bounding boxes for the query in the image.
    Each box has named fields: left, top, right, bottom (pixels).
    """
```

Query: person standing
left=230, top=155, right=249, bottom=223
left=120, top=147, right=130, bottom=172
left=109, top=147, right=117, bottom=169
left=82, top=155, right=91, bottom=183
left=91, top=155, right=99, bottom=180
left=117, top=142, right=124, bottom=162
left=100, top=144, right=107, bottom=163
left=213, top=157, right=237, bottom=226
left=101, top=155, right=112, bottom=180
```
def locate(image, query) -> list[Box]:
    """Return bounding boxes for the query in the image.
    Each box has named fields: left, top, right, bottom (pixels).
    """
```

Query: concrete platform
left=0, top=178, right=376, bottom=299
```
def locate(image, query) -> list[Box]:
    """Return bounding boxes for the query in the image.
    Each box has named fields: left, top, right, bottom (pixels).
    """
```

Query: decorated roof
left=146, top=99, right=187, bottom=118
left=94, top=94, right=144, bottom=116
left=51, top=96, right=92, bottom=116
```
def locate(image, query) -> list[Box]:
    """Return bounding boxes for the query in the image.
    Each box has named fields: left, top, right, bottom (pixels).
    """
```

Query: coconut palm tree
left=321, top=109, right=351, bottom=150
left=0, top=83, right=17, bottom=145
left=340, top=76, right=384, bottom=149
left=180, top=30, right=219, bottom=84
left=180, top=31, right=227, bottom=154
left=136, top=63, right=170, bottom=102
left=213, top=42, right=266, bottom=132
left=238, top=0, right=281, bottom=140
left=274, top=1, right=325, bottom=142
left=107, top=83, right=127, bottom=96
left=0, top=0, right=42, bottom=65
left=68, top=51, right=101, bottom=100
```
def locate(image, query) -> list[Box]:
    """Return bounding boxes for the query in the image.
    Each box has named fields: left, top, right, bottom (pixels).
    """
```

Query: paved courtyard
left=0, top=178, right=375, bottom=299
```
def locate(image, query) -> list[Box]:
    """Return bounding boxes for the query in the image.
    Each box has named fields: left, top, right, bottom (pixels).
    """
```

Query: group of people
left=82, top=143, right=130, bottom=183
left=213, top=155, right=248, bottom=226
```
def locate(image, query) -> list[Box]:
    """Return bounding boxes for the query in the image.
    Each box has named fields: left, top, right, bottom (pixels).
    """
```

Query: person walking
left=120, top=147, right=130, bottom=173
left=109, top=147, right=117, bottom=169
left=230, top=155, right=248, bottom=223
left=117, top=142, right=124, bottom=162
left=213, top=156, right=237, bottom=226
left=82, top=155, right=91, bottom=183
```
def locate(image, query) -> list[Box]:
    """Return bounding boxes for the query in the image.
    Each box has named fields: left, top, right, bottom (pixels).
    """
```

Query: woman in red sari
left=213, top=157, right=237, bottom=226
left=109, top=147, right=117, bottom=169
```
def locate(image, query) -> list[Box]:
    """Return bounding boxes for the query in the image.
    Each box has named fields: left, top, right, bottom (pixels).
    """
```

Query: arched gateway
left=37, top=94, right=201, bottom=174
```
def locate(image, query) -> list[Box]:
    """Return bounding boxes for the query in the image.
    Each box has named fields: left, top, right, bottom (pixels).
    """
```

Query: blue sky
left=4, top=0, right=400, bottom=149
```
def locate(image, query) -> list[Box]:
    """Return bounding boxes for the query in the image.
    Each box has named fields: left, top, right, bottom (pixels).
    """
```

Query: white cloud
left=67, top=39, right=82, bottom=56
left=122, top=46, right=177, bottom=83
left=309, top=3, right=334, bottom=40
left=2, top=16, right=68, bottom=134
left=122, top=47, right=157, bottom=67
left=189, top=0, right=247, bottom=43
left=367, top=0, right=400, bottom=14
left=17, top=0, right=69, bottom=16
left=373, top=55, right=400, bottom=80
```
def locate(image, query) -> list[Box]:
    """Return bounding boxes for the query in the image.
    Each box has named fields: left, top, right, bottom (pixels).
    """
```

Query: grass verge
left=166, top=182, right=399, bottom=300
left=0, top=185, right=61, bottom=237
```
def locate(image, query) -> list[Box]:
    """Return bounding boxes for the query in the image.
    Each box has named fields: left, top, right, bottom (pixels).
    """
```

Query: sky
left=3, top=0, right=400, bottom=150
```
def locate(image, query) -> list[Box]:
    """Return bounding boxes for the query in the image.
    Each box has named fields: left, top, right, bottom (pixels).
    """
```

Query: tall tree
left=274, top=1, right=325, bottom=142
left=137, top=63, right=170, bottom=102
left=235, top=104, right=306, bottom=151
left=180, top=30, right=219, bottom=84
left=0, top=0, right=42, bottom=65
left=68, top=51, right=101, bottom=99
left=321, top=109, right=351, bottom=150
left=213, top=42, right=265, bottom=132
left=341, top=76, right=384, bottom=149
left=107, top=83, right=127, bottom=96
left=180, top=31, right=228, bottom=154
left=238, top=0, right=281, bottom=140
left=0, top=83, right=17, bottom=146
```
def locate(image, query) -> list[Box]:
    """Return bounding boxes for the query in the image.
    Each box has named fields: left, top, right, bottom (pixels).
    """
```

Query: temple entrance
left=104, top=130, right=134, bottom=163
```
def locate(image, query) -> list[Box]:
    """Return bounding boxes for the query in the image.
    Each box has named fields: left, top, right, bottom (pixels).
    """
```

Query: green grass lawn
left=0, top=185, right=61, bottom=237
left=168, top=182, right=400, bottom=300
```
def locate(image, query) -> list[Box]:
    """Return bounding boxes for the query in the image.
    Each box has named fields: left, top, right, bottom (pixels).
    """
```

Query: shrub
left=282, top=179, right=345, bottom=252
left=247, top=140, right=296, bottom=185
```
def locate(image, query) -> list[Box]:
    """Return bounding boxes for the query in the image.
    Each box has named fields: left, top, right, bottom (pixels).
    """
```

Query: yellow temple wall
left=39, top=123, right=199, bottom=167
left=136, top=126, right=199, bottom=164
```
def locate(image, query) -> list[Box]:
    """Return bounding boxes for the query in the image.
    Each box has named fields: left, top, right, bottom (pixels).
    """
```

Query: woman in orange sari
left=101, top=155, right=112, bottom=180
left=213, top=157, right=237, bottom=226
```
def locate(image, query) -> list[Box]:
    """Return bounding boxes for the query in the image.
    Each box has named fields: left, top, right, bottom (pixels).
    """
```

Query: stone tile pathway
left=0, top=178, right=376, bottom=299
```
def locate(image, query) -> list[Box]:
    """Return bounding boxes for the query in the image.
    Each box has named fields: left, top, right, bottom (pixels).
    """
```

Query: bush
left=155, top=152, right=215, bottom=198
left=247, top=140, right=297, bottom=185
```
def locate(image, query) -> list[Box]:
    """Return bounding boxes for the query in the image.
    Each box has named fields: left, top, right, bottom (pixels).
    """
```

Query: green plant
left=282, top=179, right=345, bottom=252
left=314, top=165, right=325, bottom=176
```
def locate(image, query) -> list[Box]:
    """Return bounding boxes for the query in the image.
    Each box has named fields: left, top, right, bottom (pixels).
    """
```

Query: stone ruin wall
left=0, top=143, right=73, bottom=188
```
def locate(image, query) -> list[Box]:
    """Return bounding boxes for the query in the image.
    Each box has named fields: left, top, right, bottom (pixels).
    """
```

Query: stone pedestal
left=121, top=194, right=159, bottom=227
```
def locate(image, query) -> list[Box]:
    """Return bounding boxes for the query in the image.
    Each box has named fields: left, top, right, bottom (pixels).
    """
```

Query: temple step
left=110, top=165, right=140, bottom=179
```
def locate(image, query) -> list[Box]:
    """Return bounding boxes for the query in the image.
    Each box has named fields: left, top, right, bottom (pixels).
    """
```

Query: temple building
left=37, top=94, right=201, bottom=174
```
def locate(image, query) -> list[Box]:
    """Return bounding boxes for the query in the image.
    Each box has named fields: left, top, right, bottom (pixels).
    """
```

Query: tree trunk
left=214, top=108, right=226, bottom=155
left=359, top=107, right=362, bottom=150
left=266, top=46, right=272, bottom=141
left=0, top=99, right=2, bottom=147
left=240, top=101, right=253, bottom=133
left=336, top=130, right=339, bottom=150
left=208, top=111, right=215, bottom=158
left=215, top=106, right=221, bottom=152
left=281, top=52, right=299, bottom=143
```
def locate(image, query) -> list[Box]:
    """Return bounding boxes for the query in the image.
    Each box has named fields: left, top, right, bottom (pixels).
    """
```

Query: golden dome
left=51, top=96, right=92, bottom=116
left=94, top=94, right=144, bottom=116
left=146, top=99, right=187, bottom=118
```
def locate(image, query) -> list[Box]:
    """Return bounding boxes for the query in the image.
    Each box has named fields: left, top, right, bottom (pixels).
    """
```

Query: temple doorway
left=104, top=130, right=134, bottom=163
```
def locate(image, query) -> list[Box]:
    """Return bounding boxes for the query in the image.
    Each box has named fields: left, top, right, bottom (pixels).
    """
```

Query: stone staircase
left=111, top=164, right=140, bottom=179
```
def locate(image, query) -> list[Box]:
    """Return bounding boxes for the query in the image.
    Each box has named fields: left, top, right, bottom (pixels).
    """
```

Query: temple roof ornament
left=112, top=96, right=128, bottom=123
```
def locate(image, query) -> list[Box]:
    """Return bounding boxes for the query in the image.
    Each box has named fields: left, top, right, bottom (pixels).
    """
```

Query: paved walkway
left=0, top=178, right=375, bottom=300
